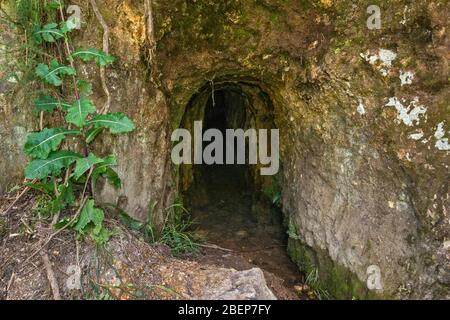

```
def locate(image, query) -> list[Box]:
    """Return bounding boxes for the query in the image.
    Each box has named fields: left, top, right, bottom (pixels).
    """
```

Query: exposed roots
left=89, top=0, right=111, bottom=114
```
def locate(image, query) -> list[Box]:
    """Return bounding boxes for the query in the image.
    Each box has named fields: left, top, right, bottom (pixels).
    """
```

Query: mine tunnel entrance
left=179, top=81, right=304, bottom=298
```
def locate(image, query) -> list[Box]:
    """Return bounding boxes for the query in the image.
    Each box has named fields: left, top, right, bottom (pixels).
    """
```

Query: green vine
left=21, top=1, right=135, bottom=245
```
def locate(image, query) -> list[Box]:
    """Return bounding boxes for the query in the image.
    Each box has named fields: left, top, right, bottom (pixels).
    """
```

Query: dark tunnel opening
left=179, top=83, right=304, bottom=298
left=198, top=89, right=250, bottom=201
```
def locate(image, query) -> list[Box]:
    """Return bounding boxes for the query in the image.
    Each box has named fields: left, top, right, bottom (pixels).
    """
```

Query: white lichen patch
left=409, top=130, right=424, bottom=141
left=360, top=49, right=397, bottom=77
left=434, top=122, right=446, bottom=139
left=385, top=97, right=427, bottom=126
left=400, top=71, right=414, bottom=86
left=356, top=102, right=366, bottom=115
left=434, top=122, right=450, bottom=151
left=360, top=52, right=378, bottom=65
left=400, top=5, right=410, bottom=25
left=378, top=49, right=397, bottom=68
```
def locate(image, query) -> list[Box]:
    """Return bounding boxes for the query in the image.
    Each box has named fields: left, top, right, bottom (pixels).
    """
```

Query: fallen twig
left=40, top=250, right=61, bottom=300
left=23, top=197, right=88, bottom=266
left=5, top=271, right=15, bottom=300
left=199, top=243, right=286, bottom=253
left=198, top=243, right=234, bottom=252
left=1, top=180, right=36, bottom=217
left=238, top=245, right=286, bottom=253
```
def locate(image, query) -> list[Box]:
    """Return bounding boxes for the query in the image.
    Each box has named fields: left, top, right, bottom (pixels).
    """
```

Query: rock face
left=0, top=0, right=449, bottom=298
left=194, top=268, right=276, bottom=300
left=0, top=23, right=34, bottom=194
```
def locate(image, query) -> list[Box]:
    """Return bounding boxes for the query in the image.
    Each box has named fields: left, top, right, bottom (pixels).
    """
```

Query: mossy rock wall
left=0, top=0, right=449, bottom=298
left=288, top=237, right=382, bottom=299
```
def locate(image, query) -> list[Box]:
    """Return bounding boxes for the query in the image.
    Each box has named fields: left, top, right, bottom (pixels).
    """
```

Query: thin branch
left=23, top=197, right=88, bottom=265
left=5, top=271, right=15, bottom=300
left=53, top=177, right=60, bottom=198
left=1, top=180, right=36, bottom=217
left=198, top=243, right=234, bottom=252
left=199, top=243, right=286, bottom=253
left=23, top=166, right=92, bottom=265
left=39, top=111, right=44, bottom=130
left=209, top=78, right=216, bottom=107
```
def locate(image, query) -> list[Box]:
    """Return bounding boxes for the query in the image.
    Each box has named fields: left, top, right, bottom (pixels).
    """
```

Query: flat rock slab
left=193, top=268, right=276, bottom=300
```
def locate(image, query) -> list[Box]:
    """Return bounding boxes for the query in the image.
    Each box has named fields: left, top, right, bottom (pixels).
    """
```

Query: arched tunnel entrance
left=177, top=80, right=304, bottom=298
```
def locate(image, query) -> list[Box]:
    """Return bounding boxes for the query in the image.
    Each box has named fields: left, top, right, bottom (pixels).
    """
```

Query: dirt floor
left=183, top=164, right=310, bottom=300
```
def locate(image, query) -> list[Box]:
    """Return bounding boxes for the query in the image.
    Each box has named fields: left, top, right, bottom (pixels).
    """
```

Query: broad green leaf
left=24, top=151, right=82, bottom=180
left=34, top=95, right=71, bottom=114
left=85, top=127, right=103, bottom=144
left=71, top=48, right=115, bottom=67
left=77, top=80, right=93, bottom=96
left=60, top=19, right=77, bottom=34
left=73, top=153, right=103, bottom=180
left=87, top=113, right=135, bottom=134
left=35, top=59, right=75, bottom=86
left=33, top=23, right=64, bottom=44
left=74, top=199, right=104, bottom=234
left=65, top=97, right=97, bottom=128
left=24, top=128, right=80, bottom=159
left=34, top=95, right=57, bottom=113
left=92, top=155, right=121, bottom=189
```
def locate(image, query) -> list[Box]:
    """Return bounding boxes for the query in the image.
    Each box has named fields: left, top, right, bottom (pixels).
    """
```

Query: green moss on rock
left=287, top=236, right=383, bottom=299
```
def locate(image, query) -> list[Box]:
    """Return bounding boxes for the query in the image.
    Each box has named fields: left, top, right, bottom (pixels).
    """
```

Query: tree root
left=89, top=0, right=111, bottom=114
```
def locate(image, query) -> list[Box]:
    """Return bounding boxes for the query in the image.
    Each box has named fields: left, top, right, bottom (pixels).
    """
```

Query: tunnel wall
left=0, top=0, right=449, bottom=298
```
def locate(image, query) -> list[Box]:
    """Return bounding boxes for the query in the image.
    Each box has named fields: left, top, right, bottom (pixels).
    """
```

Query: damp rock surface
left=0, top=0, right=449, bottom=299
